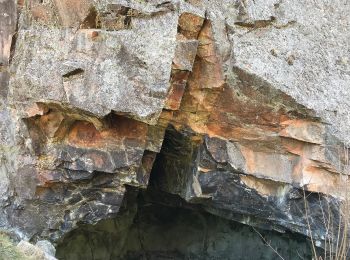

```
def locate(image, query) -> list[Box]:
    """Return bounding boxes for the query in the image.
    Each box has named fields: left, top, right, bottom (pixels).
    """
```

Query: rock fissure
left=0, top=0, right=349, bottom=259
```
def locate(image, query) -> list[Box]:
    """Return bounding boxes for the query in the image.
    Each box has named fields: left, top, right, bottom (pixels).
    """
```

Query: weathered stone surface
left=228, top=0, right=350, bottom=145
left=17, top=240, right=57, bottom=260
left=36, top=240, right=56, bottom=257
left=10, top=1, right=178, bottom=124
left=0, top=0, right=17, bottom=232
left=0, top=0, right=349, bottom=258
left=1, top=0, right=180, bottom=242
left=56, top=187, right=314, bottom=260
left=53, top=0, right=93, bottom=27
left=150, top=126, right=343, bottom=243
left=0, top=0, right=16, bottom=147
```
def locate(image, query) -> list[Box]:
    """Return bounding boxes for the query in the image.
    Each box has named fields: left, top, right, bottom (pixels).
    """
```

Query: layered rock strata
left=0, top=0, right=349, bottom=256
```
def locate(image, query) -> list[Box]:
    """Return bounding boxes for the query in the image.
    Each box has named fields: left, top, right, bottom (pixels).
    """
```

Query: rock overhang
left=0, top=0, right=349, bottom=254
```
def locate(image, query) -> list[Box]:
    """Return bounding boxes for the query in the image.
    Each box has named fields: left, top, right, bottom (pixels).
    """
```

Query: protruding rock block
left=178, top=12, right=204, bottom=39
left=279, top=119, right=325, bottom=145
left=165, top=70, right=190, bottom=111
left=1, top=0, right=349, bottom=252
left=53, top=0, right=93, bottom=27
left=10, top=7, right=178, bottom=124
left=172, top=40, right=199, bottom=71
left=150, top=126, right=343, bottom=242
left=165, top=12, right=203, bottom=111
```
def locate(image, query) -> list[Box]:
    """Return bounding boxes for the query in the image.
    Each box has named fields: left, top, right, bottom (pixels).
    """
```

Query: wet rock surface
left=0, top=0, right=349, bottom=259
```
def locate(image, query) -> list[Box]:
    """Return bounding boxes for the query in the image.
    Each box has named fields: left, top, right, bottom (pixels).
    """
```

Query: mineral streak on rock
left=163, top=12, right=349, bottom=200
left=0, top=0, right=349, bottom=256
left=165, top=12, right=204, bottom=110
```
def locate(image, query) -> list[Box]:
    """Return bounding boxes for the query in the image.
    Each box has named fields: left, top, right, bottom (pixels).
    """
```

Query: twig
left=302, top=188, right=318, bottom=259
left=296, top=250, right=305, bottom=260
left=252, top=226, right=285, bottom=260
left=318, top=194, right=328, bottom=260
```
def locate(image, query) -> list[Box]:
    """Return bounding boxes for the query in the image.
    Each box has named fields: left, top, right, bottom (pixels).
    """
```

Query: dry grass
left=304, top=146, right=350, bottom=260
left=252, top=226, right=285, bottom=260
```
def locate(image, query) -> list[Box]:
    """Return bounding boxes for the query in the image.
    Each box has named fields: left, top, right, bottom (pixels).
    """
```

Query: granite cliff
left=0, top=0, right=349, bottom=259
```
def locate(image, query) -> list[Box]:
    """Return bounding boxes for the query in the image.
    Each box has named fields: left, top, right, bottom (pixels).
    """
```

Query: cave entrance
left=56, top=126, right=314, bottom=260
left=56, top=186, right=313, bottom=260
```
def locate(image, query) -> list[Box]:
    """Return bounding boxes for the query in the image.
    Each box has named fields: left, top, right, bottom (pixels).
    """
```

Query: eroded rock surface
left=56, top=187, right=315, bottom=260
left=0, top=0, right=349, bottom=258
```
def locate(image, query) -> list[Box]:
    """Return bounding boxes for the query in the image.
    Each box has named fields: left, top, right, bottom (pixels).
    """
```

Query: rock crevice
left=0, top=0, right=349, bottom=258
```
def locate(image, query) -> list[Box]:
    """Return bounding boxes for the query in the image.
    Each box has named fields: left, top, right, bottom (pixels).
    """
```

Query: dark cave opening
left=56, top=126, right=316, bottom=260
left=56, top=186, right=314, bottom=260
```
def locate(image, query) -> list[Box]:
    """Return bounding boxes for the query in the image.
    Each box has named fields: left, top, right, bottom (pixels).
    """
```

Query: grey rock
left=227, top=0, right=350, bottom=145
left=10, top=4, right=178, bottom=124
left=17, top=240, right=57, bottom=260
left=173, top=40, right=199, bottom=71
left=150, top=126, right=341, bottom=242
left=36, top=240, right=56, bottom=257
left=0, top=0, right=349, bottom=254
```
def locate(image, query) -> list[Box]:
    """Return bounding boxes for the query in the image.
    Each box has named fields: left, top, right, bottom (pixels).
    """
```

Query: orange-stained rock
left=240, top=175, right=290, bottom=197
left=38, top=111, right=65, bottom=139
left=165, top=82, right=187, bottom=111
left=178, top=12, right=204, bottom=39
left=30, top=4, right=52, bottom=23
left=24, top=111, right=149, bottom=150
left=17, top=0, right=25, bottom=7
left=238, top=145, right=298, bottom=183
left=25, top=103, right=49, bottom=118
left=280, top=119, right=325, bottom=144
left=166, top=19, right=293, bottom=144
left=67, top=121, right=109, bottom=149
left=301, top=164, right=349, bottom=198
left=165, top=14, right=202, bottom=111
left=187, top=20, right=225, bottom=90
left=161, top=15, right=349, bottom=201
left=53, top=0, right=93, bottom=27
left=3, top=1, right=349, bottom=247
left=165, top=70, right=190, bottom=111
left=67, top=116, right=147, bottom=148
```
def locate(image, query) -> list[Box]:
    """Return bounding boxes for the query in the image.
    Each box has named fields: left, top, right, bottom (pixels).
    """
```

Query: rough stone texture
left=0, top=0, right=349, bottom=257
left=56, top=187, right=315, bottom=260
left=150, top=126, right=342, bottom=242
left=0, top=0, right=17, bottom=232
left=229, top=0, right=350, bottom=146
left=36, top=240, right=56, bottom=257
left=11, top=2, right=178, bottom=124
left=17, top=240, right=57, bottom=260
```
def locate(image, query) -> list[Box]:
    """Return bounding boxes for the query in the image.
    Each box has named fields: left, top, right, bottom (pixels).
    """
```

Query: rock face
left=0, top=0, right=349, bottom=257
left=56, top=187, right=315, bottom=260
left=17, top=240, right=57, bottom=260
